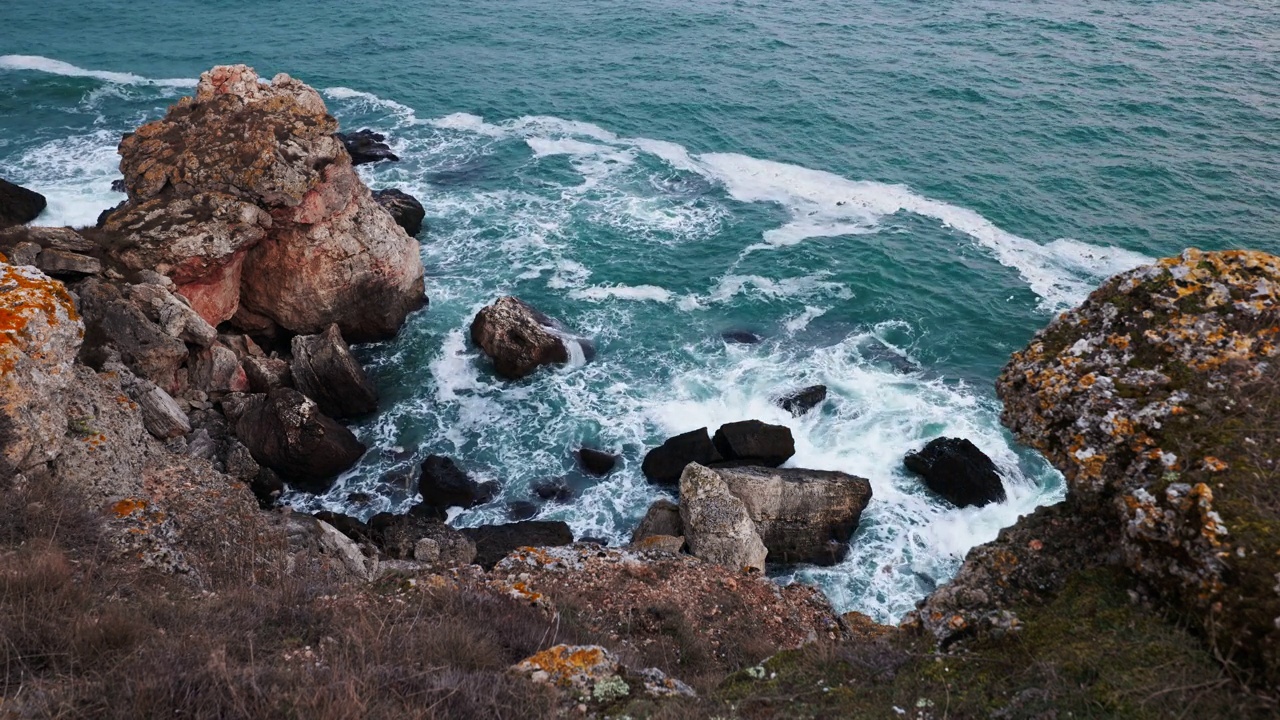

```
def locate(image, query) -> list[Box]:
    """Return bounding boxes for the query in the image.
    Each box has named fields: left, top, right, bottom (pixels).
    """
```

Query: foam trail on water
left=0, top=55, right=195, bottom=88
left=571, top=285, right=675, bottom=303
left=1, top=130, right=126, bottom=228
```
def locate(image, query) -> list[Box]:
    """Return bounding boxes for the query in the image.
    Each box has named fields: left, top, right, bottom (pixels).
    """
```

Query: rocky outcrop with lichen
left=916, top=249, right=1280, bottom=690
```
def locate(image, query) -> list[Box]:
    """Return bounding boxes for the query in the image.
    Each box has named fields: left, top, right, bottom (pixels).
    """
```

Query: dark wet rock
left=722, top=330, right=762, bottom=344
left=713, top=465, right=873, bottom=565
left=904, top=437, right=1006, bottom=508
left=712, top=420, right=795, bottom=467
left=470, top=296, right=571, bottom=379
left=507, top=501, right=539, bottom=521
left=243, top=355, right=292, bottom=392
left=641, top=427, right=721, bottom=485
left=373, top=188, right=425, bottom=236
left=337, top=129, right=400, bottom=166
left=532, top=476, right=573, bottom=502
left=860, top=337, right=918, bottom=374
left=0, top=178, right=46, bottom=228
left=290, top=323, right=378, bottom=418
left=346, top=492, right=373, bottom=505
left=250, top=466, right=284, bottom=508
left=227, top=388, right=366, bottom=494
left=462, top=520, right=574, bottom=569
left=576, top=447, right=617, bottom=476
left=631, top=498, right=683, bottom=543
left=110, top=178, right=126, bottom=193
left=418, top=454, right=497, bottom=510
left=778, top=384, right=828, bottom=416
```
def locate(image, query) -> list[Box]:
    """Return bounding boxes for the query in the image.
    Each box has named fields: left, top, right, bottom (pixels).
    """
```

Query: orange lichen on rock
left=112, top=498, right=149, bottom=518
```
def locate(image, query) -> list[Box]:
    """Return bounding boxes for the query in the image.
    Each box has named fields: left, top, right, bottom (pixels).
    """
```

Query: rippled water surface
left=2, top=0, right=1277, bottom=620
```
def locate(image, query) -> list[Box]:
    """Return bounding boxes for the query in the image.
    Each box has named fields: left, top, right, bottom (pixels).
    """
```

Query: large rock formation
left=290, top=323, right=378, bottom=418
left=904, top=437, right=1006, bottom=508
left=102, top=64, right=425, bottom=340
left=0, top=179, right=45, bottom=228
left=470, top=296, right=571, bottom=379
left=642, top=427, right=720, bottom=485
left=940, top=249, right=1280, bottom=687
left=712, top=420, right=795, bottom=467
left=224, top=388, right=366, bottom=493
left=713, top=465, right=873, bottom=565
left=678, top=463, right=768, bottom=572
left=0, top=261, right=83, bottom=475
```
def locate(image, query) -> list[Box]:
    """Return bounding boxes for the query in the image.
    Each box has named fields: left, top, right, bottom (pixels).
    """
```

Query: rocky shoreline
left=1, top=65, right=1277, bottom=717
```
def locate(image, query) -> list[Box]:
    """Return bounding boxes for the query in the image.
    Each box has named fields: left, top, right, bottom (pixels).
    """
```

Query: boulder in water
left=722, top=330, right=762, bottom=344
left=225, top=388, right=366, bottom=494
left=462, top=520, right=574, bottom=569
left=713, top=465, right=872, bottom=565
left=641, top=427, right=721, bottom=485
left=778, top=384, right=828, bottom=416
left=678, top=463, right=768, bottom=572
left=373, top=188, right=425, bottom=236
left=531, top=476, right=573, bottom=502
left=470, top=296, right=570, bottom=379
left=576, top=447, right=617, bottom=476
left=712, top=420, right=795, bottom=467
left=418, top=454, right=496, bottom=510
left=290, top=323, right=378, bottom=418
left=337, top=129, right=400, bottom=165
left=904, top=437, right=1006, bottom=508
left=0, top=178, right=46, bottom=228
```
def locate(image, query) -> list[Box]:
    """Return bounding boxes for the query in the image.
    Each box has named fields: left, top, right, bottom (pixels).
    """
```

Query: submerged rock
left=531, top=476, right=573, bottom=502
left=462, top=520, right=574, bottom=569
left=778, top=384, right=828, bottom=416
left=641, top=427, right=722, bottom=485
left=712, top=420, right=795, bottom=467
left=714, top=465, right=873, bottom=565
left=904, top=437, right=1006, bottom=508
left=0, top=178, right=46, bottom=228
left=722, top=330, right=762, bottom=344
left=418, top=454, right=496, bottom=510
left=290, top=323, right=378, bottom=418
left=225, top=388, right=366, bottom=493
left=337, top=129, right=400, bottom=166
left=678, top=463, right=768, bottom=572
left=470, top=296, right=571, bottom=379
left=372, top=188, right=425, bottom=236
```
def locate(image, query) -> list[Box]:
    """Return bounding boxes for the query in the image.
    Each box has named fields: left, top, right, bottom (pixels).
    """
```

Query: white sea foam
left=1, top=130, right=124, bottom=228
left=0, top=55, right=195, bottom=88
left=571, top=284, right=674, bottom=303
left=323, top=86, right=420, bottom=125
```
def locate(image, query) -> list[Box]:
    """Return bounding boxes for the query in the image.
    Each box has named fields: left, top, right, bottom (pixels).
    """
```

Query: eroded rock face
left=0, top=261, right=83, bottom=475
left=104, top=64, right=426, bottom=340
left=904, top=437, right=1006, bottom=508
left=678, top=463, right=767, bottom=572
left=76, top=277, right=189, bottom=394
left=995, top=249, right=1280, bottom=687
left=470, top=296, right=570, bottom=379
left=714, top=465, right=873, bottom=565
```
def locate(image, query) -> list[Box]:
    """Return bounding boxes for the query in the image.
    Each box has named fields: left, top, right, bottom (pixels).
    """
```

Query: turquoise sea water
left=2, top=0, right=1277, bottom=621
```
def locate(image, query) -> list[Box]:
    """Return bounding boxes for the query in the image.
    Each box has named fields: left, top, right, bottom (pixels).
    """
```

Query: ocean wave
left=0, top=54, right=195, bottom=88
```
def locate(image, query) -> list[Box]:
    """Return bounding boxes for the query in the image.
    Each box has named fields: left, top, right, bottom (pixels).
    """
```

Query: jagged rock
left=106, top=64, right=425, bottom=341
left=125, top=283, right=218, bottom=347
left=713, top=465, right=873, bottom=565
left=219, top=333, right=264, bottom=361
left=0, top=225, right=95, bottom=253
left=188, top=343, right=249, bottom=396
left=368, top=511, right=476, bottom=565
left=6, top=241, right=40, bottom=266
left=678, top=463, right=767, bottom=572
left=223, top=439, right=260, bottom=481
left=34, top=249, right=101, bottom=278
left=243, top=355, right=292, bottom=392
left=372, top=188, right=425, bottom=236
left=0, top=261, right=84, bottom=475
left=904, top=437, right=1006, bottom=508
left=250, top=466, right=284, bottom=507
left=712, top=420, right=795, bottom=467
left=722, top=330, right=762, bottom=344
left=994, top=249, right=1280, bottom=687
left=227, top=388, right=366, bottom=494
left=778, top=384, right=828, bottom=416
left=577, top=447, right=617, bottom=476
left=470, top=296, right=570, bottom=379
left=314, top=518, right=378, bottom=581
left=462, top=520, right=574, bottom=569
left=418, top=454, right=496, bottom=510
left=337, top=129, right=399, bottom=165
left=641, top=427, right=721, bottom=485
left=0, top=178, right=45, bottom=228
left=290, top=323, right=378, bottom=418
left=313, top=510, right=372, bottom=541
left=631, top=499, right=683, bottom=543
left=532, top=476, right=573, bottom=502
left=109, top=363, right=191, bottom=440
left=77, top=277, right=189, bottom=394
